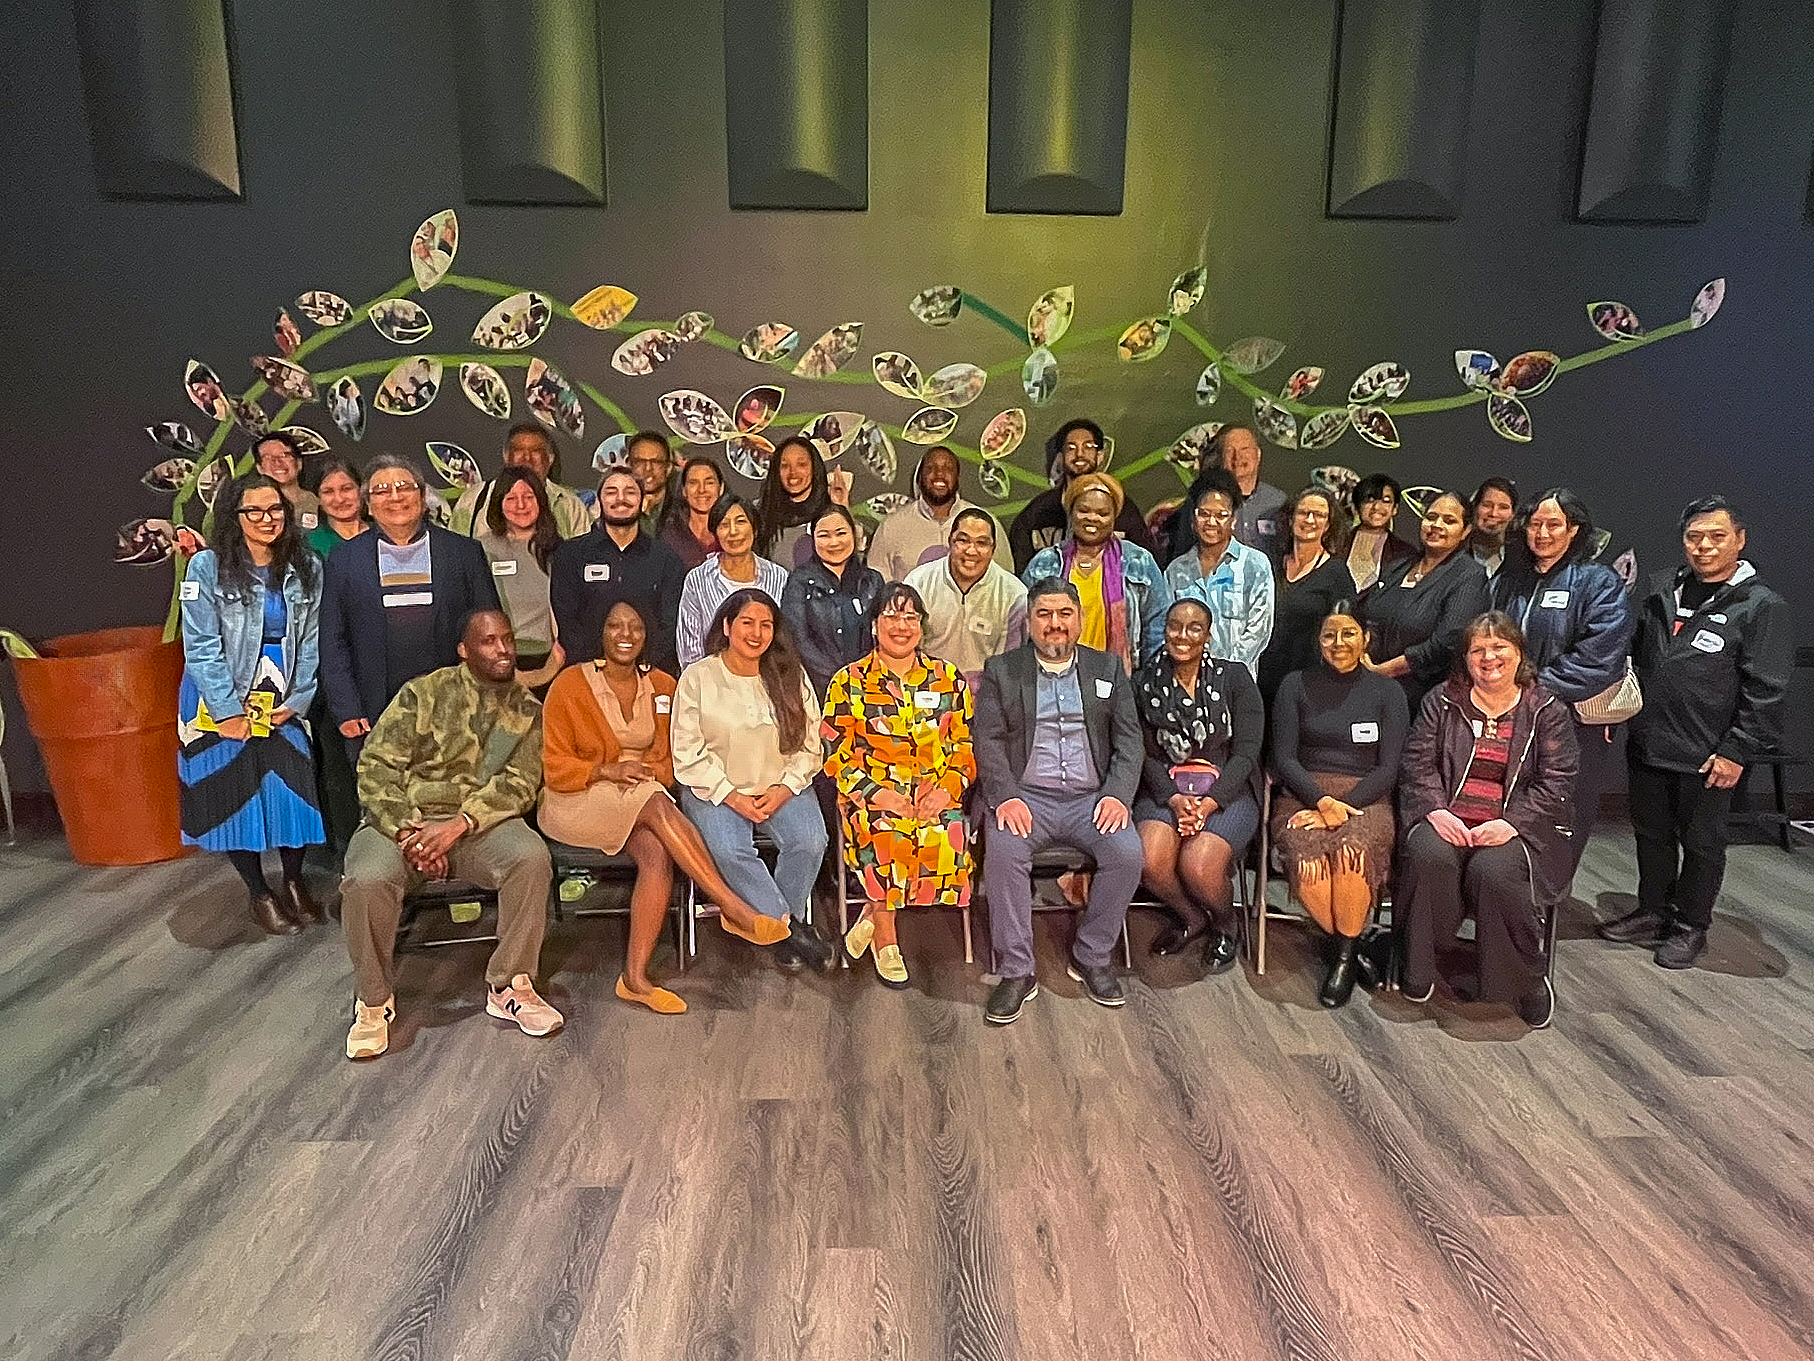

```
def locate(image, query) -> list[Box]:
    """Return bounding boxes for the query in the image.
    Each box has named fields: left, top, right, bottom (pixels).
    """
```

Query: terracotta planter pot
left=12, top=625, right=187, bottom=865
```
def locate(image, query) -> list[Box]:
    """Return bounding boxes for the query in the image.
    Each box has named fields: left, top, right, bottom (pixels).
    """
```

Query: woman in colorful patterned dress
left=821, top=582, right=977, bottom=988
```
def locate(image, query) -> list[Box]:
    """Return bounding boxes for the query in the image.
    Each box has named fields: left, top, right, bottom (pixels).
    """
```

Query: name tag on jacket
left=491, top=559, right=518, bottom=577
left=1094, top=677, right=1114, bottom=699
left=383, top=591, right=432, bottom=607
left=1689, top=629, right=1725, bottom=654
left=1540, top=590, right=1569, bottom=608
left=584, top=563, right=611, bottom=582
left=1351, top=722, right=1379, bottom=743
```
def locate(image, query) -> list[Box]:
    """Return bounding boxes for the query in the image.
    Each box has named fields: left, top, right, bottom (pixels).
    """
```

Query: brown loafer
left=251, top=891, right=301, bottom=936
left=283, top=877, right=327, bottom=926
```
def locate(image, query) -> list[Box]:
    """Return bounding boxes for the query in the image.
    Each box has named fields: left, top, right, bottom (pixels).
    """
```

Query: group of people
left=175, top=417, right=1793, bottom=1057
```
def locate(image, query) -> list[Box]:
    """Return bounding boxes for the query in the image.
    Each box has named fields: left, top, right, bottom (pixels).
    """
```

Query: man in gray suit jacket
left=973, top=577, right=1145, bottom=1024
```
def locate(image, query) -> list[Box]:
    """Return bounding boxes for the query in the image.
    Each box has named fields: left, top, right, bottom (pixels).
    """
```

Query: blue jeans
left=678, top=786, right=828, bottom=921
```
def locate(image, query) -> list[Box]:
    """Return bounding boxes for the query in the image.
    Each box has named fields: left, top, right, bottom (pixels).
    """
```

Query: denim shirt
left=1022, top=658, right=1098, bottom=792
left=179, top=549, right=322, bottom=720
left=1022, top=538, right=1172, bottom=668
left=1164, top=539, right=1276, bottom=678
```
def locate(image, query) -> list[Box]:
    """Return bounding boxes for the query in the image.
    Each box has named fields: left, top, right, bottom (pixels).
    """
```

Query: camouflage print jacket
left=356, top=663, right=543, bottom=838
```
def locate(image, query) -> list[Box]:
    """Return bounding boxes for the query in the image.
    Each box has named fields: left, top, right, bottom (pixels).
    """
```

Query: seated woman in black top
left=1134, top=597, right=1264, bottom=973
left=1270, top=607, right=1409, bottom=1006
left=1258, top=485, right=1360, bottom=704
left=1359, top=490, right=1490, bottom=711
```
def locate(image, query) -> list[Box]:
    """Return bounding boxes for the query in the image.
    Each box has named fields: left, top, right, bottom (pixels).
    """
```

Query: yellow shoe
left=844, top=915, right=875, bottom=959
left=616, top=975, right=688, bottom=1015
left=720, top=911, right=791, bottom=946
left=874, top=943, right=910, bottom=989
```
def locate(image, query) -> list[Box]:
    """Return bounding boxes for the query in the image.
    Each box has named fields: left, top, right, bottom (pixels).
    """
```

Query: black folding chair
left=545, top=837, right=689, bottom=971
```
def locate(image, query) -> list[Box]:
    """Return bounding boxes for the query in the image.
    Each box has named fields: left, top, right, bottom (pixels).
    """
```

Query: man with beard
left=452, top=423, right=594, bottom=539
left=868, top=446, right=1007, bottom=580
left=973, top=578, right=1145, bottom=1025
left=549, top=468, right=686, bottom=673
left=905, top=508, right=1029, bottom=689
left=625, top=430, right=677, bottom=534
left=1008, top=418, right=1155, bottom=565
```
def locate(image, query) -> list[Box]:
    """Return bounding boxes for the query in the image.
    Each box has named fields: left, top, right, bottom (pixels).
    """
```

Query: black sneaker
left=1401, top=979, right=1435, bottom=1003
left=1203, top=932, right=1239, bottom=976
left=1654, top=925, right=1708, bottom=970
left=1066, top=956, right=1126, bottom=1007
left=1597, top=905, right=1670, bottom=944
left=985, top=975, right=1039, bottom=1025
left=785, top=917, right=835, bottom=973
left=1517, top=978, right=1555, bottom=1029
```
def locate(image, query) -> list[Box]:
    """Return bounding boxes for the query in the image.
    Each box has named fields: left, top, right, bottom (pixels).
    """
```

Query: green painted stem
left=961, top=293, right=1031, bottom=348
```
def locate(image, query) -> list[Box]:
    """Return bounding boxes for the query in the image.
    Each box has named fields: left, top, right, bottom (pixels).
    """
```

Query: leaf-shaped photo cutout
left=1311, top=465, right=1361, bottom=500
left=472, top=291, right=552, bottom=350
left=1097, top=434, right=1117, bottom=471
left=862, top=492, right=912, bottom=521
left=1690, top=278, right=1725, bottom=328
left=1223, top=337, right=1285, bottom=375
left=281, top=425, right=330, bottom=456
left=674, top=310, right=714, bottom=343
left=793, top=322, right=863, bottom=378
left=659, top=389, right=734, bottom=444
left=274, top=308, right=302, bottom=357
left=327, top=376, right=366, bottom=439
left=147, top=421, right=200, bottom=455
left=572, top=284, right=638, bottom=330
left=853, top=422, right=898, bottom=481
left=296, top=290, right=352, bottom=326
left=184, top=359, right=231, bottom=422
left=1400, top=485, right=1444, bottom=518
left=1027, top=286, right=1075, bottom=348
left=426, top=441, right=482, bottom=490
left=230, top=396, right=271, bottom=436
left=1350, top=405, right=1400, bottom=449
left=1022, top=347, right=1058, bottom=406
left=740, top=322, right=799, bottom=365
left=1586, top=527, right=1612, bottom=560
left=526, top=358, right=584, bottom=438
left=1588, top=301, right=1643, bottom=341
left=902, top=406, right=959, bottom=444
left=1168, top=422, right=1223, bottom=473
left=1496, top=350, right=1559, bottom=398
left=979, top=408, right=1027, bottom=461
left=459, top=363, right=512, bottom=420
left=1455, top=349, right=1501, bottom=391
left=727, top=433, right=776, bottom=481
left=1253, top=398, right=1298, bottom=449
left=923, top=362, right=986, bottom=409
left=369, top=298, right=432, bottom=344
left=1486, top=393, right=1532, bottom=443
left=977, top=461, right=1012, bottom=501
left=251, top=355, right=316, bottom=402
left=733, top=385, right=783, bottom=435
left=1168, top=266, right=1208, bottom=316
left=115, top=518, right=175, bottom=566
left=612, top=328, right=683, bottom=376
left=1348, top=361, right=1410, bottom=406
left=424, top=493, right=453, bottom=528
left=1299, top=409, right=1352, bottom=451
left=142, top=457, right=195, bottom=493
left=872, top=351, right=924, bottom=401
left=1281, top=366, right=1324, bottom=402
left=909, top=285, right=962, bottom=327
left=1193, top=361, right=1222, bottom=407
left=806, top=411, right=867, bottom=459
left=1117, top=317, right=1172, bottom=363
left=373, top=357, right=442, bottom=417
left=592, top=433, right=631, bottom=473
left=410, top=208, right=458, bottom=290
left=1611, top=548, right=1638, bottom=590
left=196, top=457, right=229, bottom=507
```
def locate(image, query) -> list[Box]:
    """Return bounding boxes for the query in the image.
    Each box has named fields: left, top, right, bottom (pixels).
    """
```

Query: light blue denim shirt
left=1164, top=538, right=1275, bottom=678
left=1022, top=657, right=1098, bottom=792
left=1022, top=538, right=1172, bottom=669
left=179, top=549, right=322, bottom=719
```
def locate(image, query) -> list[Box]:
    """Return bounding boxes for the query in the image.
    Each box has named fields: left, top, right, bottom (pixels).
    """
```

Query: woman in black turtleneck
left=1269, top=605, right=1409, bottom=1006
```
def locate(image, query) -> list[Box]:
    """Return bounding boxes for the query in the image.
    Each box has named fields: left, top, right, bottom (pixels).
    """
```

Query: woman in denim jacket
left=178, top=473, right=326, bottom=935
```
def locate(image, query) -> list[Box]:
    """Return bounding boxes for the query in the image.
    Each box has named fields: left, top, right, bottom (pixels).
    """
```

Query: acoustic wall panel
left=1576, top=0, right=1734, bottom=222
left=453, top=0, right=607, bottom=205
left=987, top=0, right=1132, bottom=215
left=1326, top=0, right=1480, bottom=220
left=73, top=0, right=242, bottom=200
left=724, top=0, right=867, bottom=209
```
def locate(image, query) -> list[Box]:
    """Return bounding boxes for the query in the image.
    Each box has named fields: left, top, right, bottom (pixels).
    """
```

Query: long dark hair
left=703, top=588, right=810, bottom=753
left=215, top=472, right=317, bottom=596
left=1514, top=486, right=1597, bottom=566
left=485, top=465, right=560, bottom=571
left=756, top=436, right=829, bottom=556
left=1453, top=610, right=1537, bottom=686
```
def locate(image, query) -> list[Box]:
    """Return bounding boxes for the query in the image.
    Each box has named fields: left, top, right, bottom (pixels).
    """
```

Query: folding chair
left=544, top=837, right=689, bottom=971
left=972, top=837, right=1136, bottom=973
left=1249, top=775, right=1394, bottom=980
left=685, top=827, right=812, bottom=961
left=398, top=878, right=502, bottom=950
left=829, top=818, right=977, bottom=968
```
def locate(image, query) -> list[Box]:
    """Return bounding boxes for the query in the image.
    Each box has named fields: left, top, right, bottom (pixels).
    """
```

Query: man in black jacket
left=1602, top=496, right=1794, bottom=968
left=973, top=578, right=1145, bottom=1024
left=548, top=467, right=686, bottom=673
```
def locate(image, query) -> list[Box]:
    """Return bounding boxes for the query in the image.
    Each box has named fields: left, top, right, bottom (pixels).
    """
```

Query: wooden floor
left=3, top=826, right=1812, bottom=1361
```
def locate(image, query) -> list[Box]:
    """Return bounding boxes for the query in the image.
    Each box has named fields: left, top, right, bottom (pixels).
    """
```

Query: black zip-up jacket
left=1627, top=562, right=1793, bottom=773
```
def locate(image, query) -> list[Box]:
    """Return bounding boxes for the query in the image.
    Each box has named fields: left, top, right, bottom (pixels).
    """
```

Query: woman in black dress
left=1257, top=486, right=1357, bottom=704
left=1359, top=490, right=1490, bottom=711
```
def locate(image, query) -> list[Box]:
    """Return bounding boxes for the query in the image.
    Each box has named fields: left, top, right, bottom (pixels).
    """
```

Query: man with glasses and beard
left=549, top=467, right=687, bottom=674
left=868, top=446, right=1008, bottom=580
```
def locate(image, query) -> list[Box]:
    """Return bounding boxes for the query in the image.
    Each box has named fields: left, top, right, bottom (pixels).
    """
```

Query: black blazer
left=320, top=524, right=501, bottom=726
left=973, top=643, right=1143, bottom=809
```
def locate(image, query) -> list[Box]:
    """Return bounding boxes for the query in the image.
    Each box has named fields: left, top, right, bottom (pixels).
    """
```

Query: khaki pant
left=341, top=819, right=551, bottom=1004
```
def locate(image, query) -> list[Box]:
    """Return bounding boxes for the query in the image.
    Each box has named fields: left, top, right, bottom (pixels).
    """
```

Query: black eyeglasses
left=237, top=505, right=287, bottom=522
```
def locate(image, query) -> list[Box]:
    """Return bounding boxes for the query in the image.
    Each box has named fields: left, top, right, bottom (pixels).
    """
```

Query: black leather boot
left=1319, top=934, right=1359, bottom=1008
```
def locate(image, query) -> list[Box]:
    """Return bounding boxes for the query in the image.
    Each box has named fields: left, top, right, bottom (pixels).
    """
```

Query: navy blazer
left=973, top=643, right=1144, bottom=809
left=319, top=524, right=501, bottom=726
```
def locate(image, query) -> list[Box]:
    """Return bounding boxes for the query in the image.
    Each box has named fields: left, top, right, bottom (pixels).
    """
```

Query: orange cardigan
left=541, top=664, right=677, bottom=793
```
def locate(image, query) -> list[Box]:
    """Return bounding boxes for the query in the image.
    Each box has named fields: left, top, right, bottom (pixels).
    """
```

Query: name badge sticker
left=1351, top=721, right=1380, bottom=743
left=1256, top=519, right=1276, bottom=536
left=584, top=563, right=610, bottom=582
left=179, top=580, right=200, bottom=600
left=298, top=511, right=319, bottom=530
left=1540, top=590, right=1569, bottom=609
left=1094, top=678, right=1114, bottom=699
left=1690, top=629, right=1725, bottom=654
left=914, top=690, right=940, bottom=709
left=654, top=694, right=672, bottom=714
left=490, top=559, right=518, bottom=577
left=383, top=591, right=433, bottom=608
left=1709, top=612, right=1728, bottom=623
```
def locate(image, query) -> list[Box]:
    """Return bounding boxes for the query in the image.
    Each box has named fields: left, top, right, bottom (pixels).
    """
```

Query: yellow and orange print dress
left=821, top=650, right=976, bottom=911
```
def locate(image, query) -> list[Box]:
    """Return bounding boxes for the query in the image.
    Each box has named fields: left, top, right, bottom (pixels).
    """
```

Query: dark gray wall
left=3, top=0, right=1810, bottom=795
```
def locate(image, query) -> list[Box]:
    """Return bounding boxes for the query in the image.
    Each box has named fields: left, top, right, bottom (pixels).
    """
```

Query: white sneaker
left=486, top=974, right=564, bottom=1037
left=346, top=997, right=394, bottom=1060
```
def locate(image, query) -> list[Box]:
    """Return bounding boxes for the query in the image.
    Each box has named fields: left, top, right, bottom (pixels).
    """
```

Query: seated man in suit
left=340, top=609, right=557, bottom=1060
left=320, top=454, right=500, bottom=763
left=973, top=577, right=1145, bottom=1024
